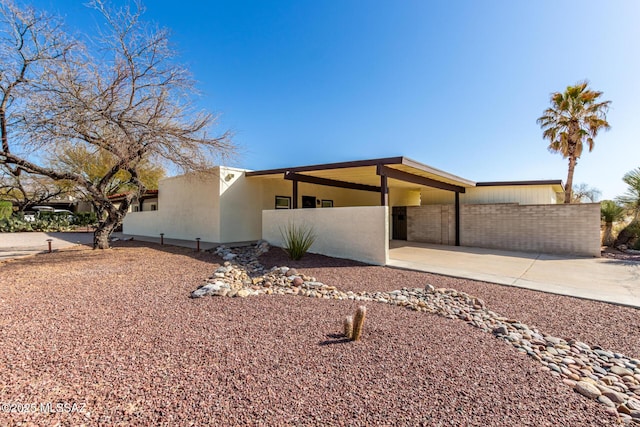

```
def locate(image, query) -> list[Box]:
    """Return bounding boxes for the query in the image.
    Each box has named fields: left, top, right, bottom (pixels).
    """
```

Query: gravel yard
left=0, top=242, right=634, bottom=425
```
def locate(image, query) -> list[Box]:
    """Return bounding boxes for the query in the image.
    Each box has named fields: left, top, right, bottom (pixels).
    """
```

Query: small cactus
left=351, top=306, right=367, bottom=341
left=343, top=315, right=353, bottom=339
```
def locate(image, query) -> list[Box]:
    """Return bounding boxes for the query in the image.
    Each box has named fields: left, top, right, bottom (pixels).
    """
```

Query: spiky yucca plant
left=280, top=222, right=316, bottom=261
left=601, top=200, right=625, bottom=247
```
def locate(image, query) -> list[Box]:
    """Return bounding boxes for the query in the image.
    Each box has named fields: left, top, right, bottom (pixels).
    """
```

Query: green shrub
left=75, top=212, right=98, bottom=226
left=0, top=216, right=30, bottom=232
left=0, top=201, right=12, bottom=220
left=38, top=211, right=53, bottom=221
left=280, top=221, right=316, bottom=261
left=0, top=214, right=74, bottom=232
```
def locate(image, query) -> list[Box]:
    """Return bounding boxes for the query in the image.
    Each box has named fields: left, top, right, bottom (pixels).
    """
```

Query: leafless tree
left=571, top=183, right=601, bottom=203
left=0, top=0, right=233, bottom=248
left=0, top=167, right=70, bottom=212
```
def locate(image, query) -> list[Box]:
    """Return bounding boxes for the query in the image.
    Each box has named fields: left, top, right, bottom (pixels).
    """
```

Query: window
left=275, top=196, right=291, bottom=209
left=150, top=204, right=157, bottom=211
left=321, top=199, right=334, bottom=208
left=133, top=206, right=140, bottom=212
left=302, top=196, right=316, bottom=208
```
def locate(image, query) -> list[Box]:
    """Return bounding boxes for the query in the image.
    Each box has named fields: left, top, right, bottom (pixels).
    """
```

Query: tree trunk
left=93, top=194, right=132, bottom=249
left=602, top=222, right=615, bottom=247
left=93, top=216, right=118, bottom=249
left=564, top=156, right=577, bottom=204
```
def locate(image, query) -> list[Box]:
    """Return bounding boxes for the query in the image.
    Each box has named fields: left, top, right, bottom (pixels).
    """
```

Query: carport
left=246, top=156, right=475, bottom=246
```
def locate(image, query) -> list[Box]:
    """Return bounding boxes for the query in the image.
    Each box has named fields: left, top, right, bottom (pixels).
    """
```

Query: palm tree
left=537, top=81, right=611, bottom=203
left=600, top=200, right=624, bottom=246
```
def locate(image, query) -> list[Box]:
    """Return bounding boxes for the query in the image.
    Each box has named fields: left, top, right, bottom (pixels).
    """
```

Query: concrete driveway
left=0, top=232, right=94, bottom=261
left=388, top=241, right=640, bottom=308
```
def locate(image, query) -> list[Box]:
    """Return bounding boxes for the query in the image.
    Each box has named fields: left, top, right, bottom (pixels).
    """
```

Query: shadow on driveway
left=0, top=231, right=94, bottom=261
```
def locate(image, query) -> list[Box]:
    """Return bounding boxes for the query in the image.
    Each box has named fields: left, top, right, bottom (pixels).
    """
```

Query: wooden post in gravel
left=351, top=306, right=367, bottom=341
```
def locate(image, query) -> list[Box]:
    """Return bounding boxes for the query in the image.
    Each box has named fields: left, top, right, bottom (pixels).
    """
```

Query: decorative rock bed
left=191, top=241, right=640, bottom=424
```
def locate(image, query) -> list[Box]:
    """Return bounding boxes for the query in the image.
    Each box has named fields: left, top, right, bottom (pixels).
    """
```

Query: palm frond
left=601, top=200, right=625, bottom=223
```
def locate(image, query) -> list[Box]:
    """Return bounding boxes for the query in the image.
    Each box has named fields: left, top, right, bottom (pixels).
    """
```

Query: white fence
left=262, top=206, right=389, bottom=265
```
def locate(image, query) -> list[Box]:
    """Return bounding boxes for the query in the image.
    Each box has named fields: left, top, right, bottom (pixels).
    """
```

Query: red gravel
left=602, top=247, right=640, bottom=262
left=0, top=242, right=628, bottom=425
left=262, top=249, right=640, bottom=359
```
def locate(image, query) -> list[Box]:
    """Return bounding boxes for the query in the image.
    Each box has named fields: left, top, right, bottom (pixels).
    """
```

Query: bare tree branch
left=0, top=0, right=234, bottom=248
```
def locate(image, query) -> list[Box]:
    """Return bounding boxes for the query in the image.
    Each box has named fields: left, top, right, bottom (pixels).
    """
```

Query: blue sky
left=29, top=1, right=640, bottom=199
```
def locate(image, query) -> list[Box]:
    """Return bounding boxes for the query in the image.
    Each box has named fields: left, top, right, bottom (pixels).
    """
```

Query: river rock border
left=191, top=242, right=640, bottom=424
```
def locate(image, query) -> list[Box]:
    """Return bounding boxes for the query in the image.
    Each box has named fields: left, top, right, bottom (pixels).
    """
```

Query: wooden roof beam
left=284, top=171, right=381, bottom=193
left=377, top=165, right=465, bottom=193
left=246, top=157, right=404, bottom=176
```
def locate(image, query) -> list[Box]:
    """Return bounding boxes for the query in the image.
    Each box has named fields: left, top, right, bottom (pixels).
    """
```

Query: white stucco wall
left=122, top=211, right=163, bottom=236
left=421, top=185, right=559, bottom=205
left=218, top=167, right=263, bottom=242
left=124, top=170, right=222, bottom=242
left=262, top=206, right=389, bottom=265
left=158, top=172, right=221, bottom=242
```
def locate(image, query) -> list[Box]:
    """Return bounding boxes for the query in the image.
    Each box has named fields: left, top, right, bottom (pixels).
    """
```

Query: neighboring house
left=109, top=190, right=159, bottom=213
left=6, top=194, right=79, bottom=213
left=123, top=156, right=601, bottom=264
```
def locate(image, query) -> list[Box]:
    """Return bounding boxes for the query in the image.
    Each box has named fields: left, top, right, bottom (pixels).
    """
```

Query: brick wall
left=407, top=203, right=601, bottom=257
left=407, top=205, right=455, bottom=245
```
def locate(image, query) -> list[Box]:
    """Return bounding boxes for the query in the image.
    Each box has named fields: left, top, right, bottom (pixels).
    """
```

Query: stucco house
left=109, top=189, right=159, bottom=212
left=123, top=156, right=601, bottom=264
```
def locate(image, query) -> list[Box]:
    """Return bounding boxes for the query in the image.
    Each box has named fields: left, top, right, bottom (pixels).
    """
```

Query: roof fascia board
left=476, top=180, right=565, bottom=190
left=400, top=157, right=476, bottom=187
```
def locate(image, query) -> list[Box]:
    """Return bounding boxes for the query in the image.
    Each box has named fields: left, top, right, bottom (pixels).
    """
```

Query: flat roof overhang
left=476, top=180, right=565, bottom=193
left=245, top=156, right=476, bottom=193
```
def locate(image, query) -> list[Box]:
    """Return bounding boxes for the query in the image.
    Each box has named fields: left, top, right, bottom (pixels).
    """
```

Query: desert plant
left=0, top=213, right=74, bottom=232
left=351, top=306, right=367, bottom=341
left=280, top=222, right=316, bottom=260
left=343, top=315, right=354, bottom=339
left=0, top=215, right=36, bottom=232
left=601, top=200, right=625, bottom=246
left=615, top=221, right=640, bottom=248
left=0, top=200, right=12, bottom=220
left=76, top=212, right=98, bottom=227
left=616, top=168, right=640, bottom=220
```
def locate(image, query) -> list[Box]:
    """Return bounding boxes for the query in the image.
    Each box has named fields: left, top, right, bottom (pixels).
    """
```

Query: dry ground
left=0, top=242, right=636, bottom=426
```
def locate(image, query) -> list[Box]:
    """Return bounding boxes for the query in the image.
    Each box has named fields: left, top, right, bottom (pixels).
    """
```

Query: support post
left=455, top=192, right=460, bottom=246
left=292, top=178, right=298, bottom=209
left=380, top=174, right=388, bottom=206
